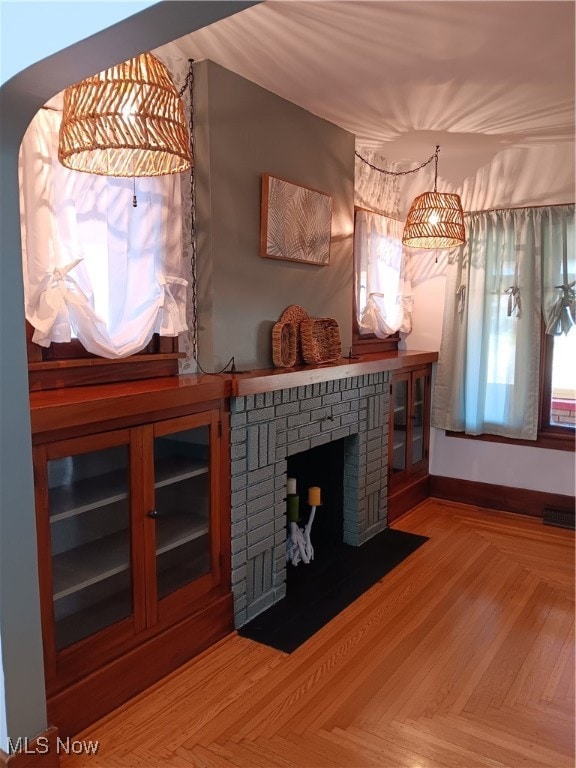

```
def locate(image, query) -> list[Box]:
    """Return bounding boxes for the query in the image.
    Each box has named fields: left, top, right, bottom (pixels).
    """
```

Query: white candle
left=287, top=477, right=297, bottom=495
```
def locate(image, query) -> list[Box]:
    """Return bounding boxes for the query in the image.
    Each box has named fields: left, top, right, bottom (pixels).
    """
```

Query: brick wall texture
left=229, top=372, right=390, bottom=627
left=551, top=398, right=576, bottom=427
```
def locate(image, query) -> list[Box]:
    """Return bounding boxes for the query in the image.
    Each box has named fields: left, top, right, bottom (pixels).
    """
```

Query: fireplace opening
left=285, top=438, right=346, bottom=571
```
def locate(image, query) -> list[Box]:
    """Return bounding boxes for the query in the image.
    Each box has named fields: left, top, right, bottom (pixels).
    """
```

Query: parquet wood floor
left=61, top=499, right=575, bottom=768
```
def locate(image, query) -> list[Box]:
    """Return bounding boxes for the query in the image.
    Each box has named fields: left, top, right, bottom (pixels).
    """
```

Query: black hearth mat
left=238, top=527, right=428, bottom=653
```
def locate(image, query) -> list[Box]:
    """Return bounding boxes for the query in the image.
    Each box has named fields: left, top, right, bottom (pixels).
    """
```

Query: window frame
left=351, top=205, right=400, bottom=356
left=26, top=322, right=183, bottom=391
left=446, top=317, right=574, bottom=452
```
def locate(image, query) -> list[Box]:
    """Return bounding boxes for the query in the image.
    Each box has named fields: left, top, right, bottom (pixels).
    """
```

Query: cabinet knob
left=147, top=510, right=159, bottom=519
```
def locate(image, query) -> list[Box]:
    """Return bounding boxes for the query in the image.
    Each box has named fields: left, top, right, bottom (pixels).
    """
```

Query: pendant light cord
left=355, top=145, right=440, bottom=177
left=179, top=60, right=199, bottom=365
left=178, top=61, right=239, bottom=376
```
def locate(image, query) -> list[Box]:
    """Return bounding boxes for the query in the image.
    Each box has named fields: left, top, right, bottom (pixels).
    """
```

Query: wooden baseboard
left=0, top=727, right=59, bottom=768
left=48, top=592, right=233, bottom=737
left=388, top=474, right=431, bottom=523
left=430, top=475, right=575, bottom=519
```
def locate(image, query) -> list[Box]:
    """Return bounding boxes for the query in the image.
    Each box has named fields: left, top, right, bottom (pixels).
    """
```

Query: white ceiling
left=164, top=0, right=575, bottom=205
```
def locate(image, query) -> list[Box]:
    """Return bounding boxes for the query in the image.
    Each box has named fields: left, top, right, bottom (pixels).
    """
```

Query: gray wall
left=195, top=61, right=355, bottom=371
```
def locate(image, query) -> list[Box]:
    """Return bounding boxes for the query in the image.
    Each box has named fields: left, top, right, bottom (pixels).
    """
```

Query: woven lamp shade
left=58, top=53, right=191, bottom=177
left=402, top=191, right=465, bottom=249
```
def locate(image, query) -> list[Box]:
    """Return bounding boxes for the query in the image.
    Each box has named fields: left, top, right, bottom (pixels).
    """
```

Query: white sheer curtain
left=354, top=210, right=413, bottom=338
left=432, top=204, right=574, bottom=440
left=541, top=205, right=576, bottom=335
left=19, top=102, right=188, bottom=359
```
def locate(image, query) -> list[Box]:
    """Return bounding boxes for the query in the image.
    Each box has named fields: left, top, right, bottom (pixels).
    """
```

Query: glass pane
left=392, top=379, right=408, bottom=472
left=550, top=326, right=576, bottom=429
left=48, top=446, right=131, bottom=650
left=154, top=426, right=211, bottom=601
left=411, top=374, right=425, bottom=465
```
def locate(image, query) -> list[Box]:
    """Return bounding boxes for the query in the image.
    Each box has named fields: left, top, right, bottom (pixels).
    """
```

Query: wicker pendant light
left=58, top=52, right=191, bottom=177
left=402, top=146, right=465, bottom=249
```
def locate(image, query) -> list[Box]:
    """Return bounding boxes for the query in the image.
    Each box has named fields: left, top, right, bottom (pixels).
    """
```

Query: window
left=432, top=204, right=575, bottom=450
left=541, top=324, right=576, bottom=436
left=548, top=329, right=575, bottom=428
left=352, top=207, right=412, bottom=354
left=19, top=95, right=188, bottom=387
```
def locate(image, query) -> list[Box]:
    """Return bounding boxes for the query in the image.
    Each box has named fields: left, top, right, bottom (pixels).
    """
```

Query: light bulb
left=428, top=210, right=440, bottom=226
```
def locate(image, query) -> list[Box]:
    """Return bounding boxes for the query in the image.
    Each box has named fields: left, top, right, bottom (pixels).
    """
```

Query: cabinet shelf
left=53, top=509, right=209, bottom=600
left=155, top=511, right=209, bottom=556
left=49, top=470, right=129, bottom=522
left=154, top=456, right=209, bottom=488
left=49, top=457, right=208, bottom=523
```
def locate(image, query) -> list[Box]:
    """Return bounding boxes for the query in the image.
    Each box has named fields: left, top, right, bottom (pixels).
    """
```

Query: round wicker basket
left=272, top=321, right=297, bottom=368
left=279, top=305, right=309, bottom=364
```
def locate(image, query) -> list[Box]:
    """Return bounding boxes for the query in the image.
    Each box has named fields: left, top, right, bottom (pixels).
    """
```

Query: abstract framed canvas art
left=260, top=174, right=332, bottom=266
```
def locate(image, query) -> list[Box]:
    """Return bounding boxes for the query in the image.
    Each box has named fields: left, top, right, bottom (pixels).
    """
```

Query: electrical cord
left=195, top=356, right=252, bottom=375
left=195, top=356, right=235, bottom=375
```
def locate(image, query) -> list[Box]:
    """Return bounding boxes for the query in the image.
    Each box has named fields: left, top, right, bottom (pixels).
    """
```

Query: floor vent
left=543, top=506, right=575, bottom=530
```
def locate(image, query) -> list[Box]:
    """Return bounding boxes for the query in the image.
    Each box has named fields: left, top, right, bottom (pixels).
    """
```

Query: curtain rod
left=464, top=201, right=574, bottom=216
left=356, top=202, right=574, bottom=221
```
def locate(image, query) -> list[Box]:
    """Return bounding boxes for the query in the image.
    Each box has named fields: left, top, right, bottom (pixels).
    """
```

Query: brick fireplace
left=229, top=372, right=390, bottom=627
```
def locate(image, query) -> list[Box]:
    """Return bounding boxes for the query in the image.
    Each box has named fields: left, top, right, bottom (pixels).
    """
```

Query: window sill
left=28, top=352, right=184, bottom=391
left=445, top=429, right=575, bottom=452
left=351, top=333, right=399, bottom=356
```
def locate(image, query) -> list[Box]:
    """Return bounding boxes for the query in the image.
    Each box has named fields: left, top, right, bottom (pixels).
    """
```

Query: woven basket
left=272, top=321, right=297, bottom=368
left=279, top=305, right=309, bottom=364
left=300, top=317, right=341, bottom=364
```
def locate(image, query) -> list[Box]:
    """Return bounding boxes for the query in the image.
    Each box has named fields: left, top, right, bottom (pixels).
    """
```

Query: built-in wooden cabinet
left=30, top=377, right=233, bottom=736
left=388, top=363, right=432, bottom=521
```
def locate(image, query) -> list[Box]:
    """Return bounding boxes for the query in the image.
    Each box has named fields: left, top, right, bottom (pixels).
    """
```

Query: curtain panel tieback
left=157, top=274, right=189, bottom=336
left=505, top=286, right=522, bottom=318
left=28, top=259, right=89, bottom=346
left=546, top=280, right=576, bottom=336
left=456, top=284, right=466, bottom=315
left=360, top=292, right=409, bottom=337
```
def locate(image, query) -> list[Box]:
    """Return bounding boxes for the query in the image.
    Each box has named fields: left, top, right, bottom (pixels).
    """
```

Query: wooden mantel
left=29, top=351, right=438, bottom=439
left=229, top=351, right=439, bottom=396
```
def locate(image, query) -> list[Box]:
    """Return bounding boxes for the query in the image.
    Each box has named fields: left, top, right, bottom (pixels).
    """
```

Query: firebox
left=229, top=372, right=390, bottom=627
left=286, top=439, right=345, bottom=559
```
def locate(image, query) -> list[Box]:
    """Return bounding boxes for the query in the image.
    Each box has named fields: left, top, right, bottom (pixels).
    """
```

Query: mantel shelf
left=230, top=351, right=438, bottom=396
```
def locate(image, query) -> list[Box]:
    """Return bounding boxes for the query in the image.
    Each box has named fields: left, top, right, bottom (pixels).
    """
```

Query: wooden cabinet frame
left=388, top=363, right=432, bottom=522
left=30, top=378, right=233, bottom=736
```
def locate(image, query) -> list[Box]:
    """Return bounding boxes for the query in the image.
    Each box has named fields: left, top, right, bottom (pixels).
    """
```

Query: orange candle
left=308, top=486, right=321, bottom=506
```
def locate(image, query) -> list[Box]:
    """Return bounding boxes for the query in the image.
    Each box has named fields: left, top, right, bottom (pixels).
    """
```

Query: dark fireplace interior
left=285, top=439, right=345, bottom=589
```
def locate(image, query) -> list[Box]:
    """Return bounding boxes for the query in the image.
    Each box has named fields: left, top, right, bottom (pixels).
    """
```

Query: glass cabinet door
left=46, top=441, right=132, bottom=650
left=152, top=423, right=212, bottom=601
left=410, top=372, right=426, bottom=466
left=391, top=376, right=409, bottom=473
